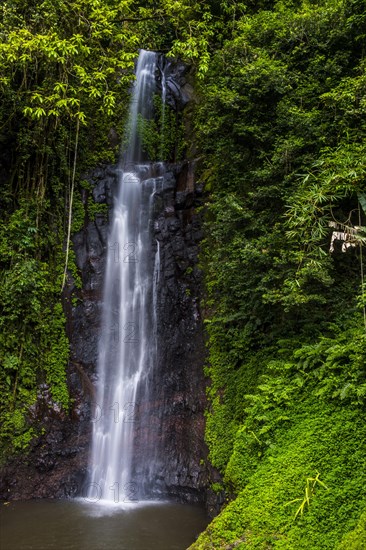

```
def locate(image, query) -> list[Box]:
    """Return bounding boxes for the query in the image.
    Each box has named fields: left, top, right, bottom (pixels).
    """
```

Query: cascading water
left=87, top=50, right=165, bottom=503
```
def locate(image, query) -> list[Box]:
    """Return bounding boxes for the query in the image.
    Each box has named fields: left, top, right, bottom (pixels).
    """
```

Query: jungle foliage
left=189, top=0, right=366, bottom=548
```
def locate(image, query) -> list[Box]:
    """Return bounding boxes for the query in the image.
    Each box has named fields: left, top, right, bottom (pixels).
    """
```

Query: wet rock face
left=0, top=161, right=209, bottom=503
left=149, top=162, right=207, bottom=500
left=0, top=60, right=210, bottom=505
left=156, top=54, right=195, bottom=111
left=84, top=161, right=209, bottom=503
left=0, top=384, right=90, bottom=500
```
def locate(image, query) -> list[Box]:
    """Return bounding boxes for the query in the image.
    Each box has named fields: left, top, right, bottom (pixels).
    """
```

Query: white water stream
left=88, top=50, right=165, bottom=503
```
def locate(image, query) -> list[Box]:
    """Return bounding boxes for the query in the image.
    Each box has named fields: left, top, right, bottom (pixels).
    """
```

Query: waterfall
left=87, top=50, right=164, bottom=504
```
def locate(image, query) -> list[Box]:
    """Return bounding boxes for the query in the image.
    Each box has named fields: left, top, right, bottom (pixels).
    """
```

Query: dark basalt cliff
left=70, top=158, right=210, bottom=503
left=0, top=58, right=220, bottom=509
left=0, top=161, right=209, bottom=503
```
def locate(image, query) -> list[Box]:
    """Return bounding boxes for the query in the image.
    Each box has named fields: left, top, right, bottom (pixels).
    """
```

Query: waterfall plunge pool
left=0, top=499, right=208, bottom=550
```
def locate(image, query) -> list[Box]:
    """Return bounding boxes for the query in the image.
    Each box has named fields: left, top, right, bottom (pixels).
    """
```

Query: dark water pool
left=0, top=499, right=208, bottom=550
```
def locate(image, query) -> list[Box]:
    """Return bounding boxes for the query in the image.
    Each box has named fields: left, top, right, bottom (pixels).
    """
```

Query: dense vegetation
left=190, top=0, right=366, bottom=548
left=1, top=0, right=366, bottom=548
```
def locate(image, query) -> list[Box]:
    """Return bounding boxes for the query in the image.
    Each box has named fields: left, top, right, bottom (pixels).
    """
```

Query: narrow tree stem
left=359, top=203, right=366, bottom=333
left=61, top=117, right=80, bottom=292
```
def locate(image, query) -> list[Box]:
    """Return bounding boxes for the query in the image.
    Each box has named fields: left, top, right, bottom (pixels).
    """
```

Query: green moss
left=211, top=482, right=224, bottom=494
left=337, top=512, right=366, bottom=550
left=87, top=200, right=109, bottom=221
left=0, top=244, right=70, bottom=458
left=71, top=192, right=85, bottom=234
left=42, top=303, right=70, bottom=409
left=135, top=94, right=187, bottom=162
left=72, top=185, right=109, bottom=236
left=191, top=403, right=366, bottom=549
left=67, top=246, right=82, bottom=290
